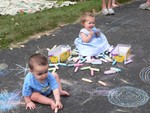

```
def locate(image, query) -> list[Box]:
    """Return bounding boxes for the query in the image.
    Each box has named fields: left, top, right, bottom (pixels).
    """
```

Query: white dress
left=74, top=27, right=110, bottom=56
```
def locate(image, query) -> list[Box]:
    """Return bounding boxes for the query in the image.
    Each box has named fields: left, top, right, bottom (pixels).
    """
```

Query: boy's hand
left=26, top=101, right=36, bottom=109
left=50, top=100, right=57, bottom=110
left=56, top=100, right=63, bottom=109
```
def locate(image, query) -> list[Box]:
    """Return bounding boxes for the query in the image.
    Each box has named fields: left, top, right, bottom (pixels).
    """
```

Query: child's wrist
left=56, top=99, right=61, bottom=102
left=26, top=101, right=32, bottom=105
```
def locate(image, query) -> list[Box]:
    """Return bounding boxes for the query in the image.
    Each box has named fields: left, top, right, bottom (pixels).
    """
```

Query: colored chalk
left=74, top=63, right=84, bottom=67
left=104, top=69, right=116, bottom=74
left=58, top=63, right=67, bottom=66
left=54, top=64, right=59, bottom=69
left=103, top=55, right=113, bottom=62
left=80, top=58, right=87, bottom=63
left=72, top=57, right=79, bottom=62
left=82, top=78, right=92, bottom=83
left=100, top=58, right=108, bottom=62
left=47, top=48, right=51, bottom=51
left=110, top=67, right=121, bottom=72
left=98, top=81, right=107, bottom=86
left=124, top=59, right=132, bottom=65
left=67, top=64, right=74, bottom=67
left=90, top=68, right=100, bottom=71
left=91, top=61, right=102, bottom=64
left=80, top=66, right=91, bottom=70
left=108, top=45, right=114, bottom=52
left=48, top=68, right=56, bottom=71
left=52, top=68, right=56, bottom=73
left=112, top=59, right=117, bottom=65
left=52, top=45, right=57, bottom=49
left=54, top=108, right=58, bottom=113
left=74, top=67, right=79, bottom=72
left=90, top=69, right=94, bottom=76
left=86, top=59, right=94, bottom=63
left=71, top=51, right=79, bottom=55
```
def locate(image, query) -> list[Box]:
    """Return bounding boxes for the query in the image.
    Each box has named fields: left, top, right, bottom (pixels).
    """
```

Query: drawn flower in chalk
left=10, top=64, right=29, bottom=76
left=0, top=90, right=23, bottom=112
left=108, top=86, right=149, bottom=107
left=0, top=63, right=10, bottom=76
left=139, top=66, right=150, bottom=84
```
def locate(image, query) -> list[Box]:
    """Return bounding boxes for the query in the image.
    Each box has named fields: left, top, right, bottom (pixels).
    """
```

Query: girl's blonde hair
left=80, top=12, right=95, bottom=24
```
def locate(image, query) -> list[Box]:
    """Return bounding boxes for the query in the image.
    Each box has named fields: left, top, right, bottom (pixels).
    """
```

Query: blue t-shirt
left=22, top=72, right=58, bottom=96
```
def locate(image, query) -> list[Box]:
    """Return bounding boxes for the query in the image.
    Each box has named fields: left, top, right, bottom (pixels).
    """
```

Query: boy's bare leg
left=52, top=72, right=69, bottom=96
left=31, top=92, right=56, bottom=110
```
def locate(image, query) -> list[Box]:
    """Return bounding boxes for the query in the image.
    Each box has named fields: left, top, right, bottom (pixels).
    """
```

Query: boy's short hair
left=28, top=53, right=48, bottom=70
left=80, top=12, right=95, bottom=24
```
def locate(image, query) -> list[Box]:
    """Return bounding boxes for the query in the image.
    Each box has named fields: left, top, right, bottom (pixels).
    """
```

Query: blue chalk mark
left=0, top=90, right=22, bottom=112
left=0, top=63, right=10, bottom=76
left=10, top=64, right=29, bottom=76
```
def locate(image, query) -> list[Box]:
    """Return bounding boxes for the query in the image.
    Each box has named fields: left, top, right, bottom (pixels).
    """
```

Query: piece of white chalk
left=104, top=69, right=116, bottom=74
left=98, top=81, right=107, bottom=86
left=80, top=66, right=91, bottom=70
left=74, top=67, right=79, bottom=72
left=100, top=58, right=108, bottom=62
left=110, top=67, right=121, bottom=72
left=90, top=69, right=94, bottom=76
left=90, top=68, right=100, bottom=72
left=54, top=108, right=58, bottom=113
left=82, top=78, right=92, bottom=83
left=124, top=59, right=132, bottom=64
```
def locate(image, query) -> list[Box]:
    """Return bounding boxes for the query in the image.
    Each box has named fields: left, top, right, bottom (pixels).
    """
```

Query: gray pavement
left=1, top=0, right=150, bottom=113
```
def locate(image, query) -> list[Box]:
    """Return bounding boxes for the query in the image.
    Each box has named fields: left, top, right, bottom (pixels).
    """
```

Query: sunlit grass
left=0, top=0, right=131, bottom=48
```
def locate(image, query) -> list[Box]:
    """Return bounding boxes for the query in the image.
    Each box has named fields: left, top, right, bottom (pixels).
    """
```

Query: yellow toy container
left=111, top=44, right=131, bottom=62
left=48, top=45, right=71, bottom=63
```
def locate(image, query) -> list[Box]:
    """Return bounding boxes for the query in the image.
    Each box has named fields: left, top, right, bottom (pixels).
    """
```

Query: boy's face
left=83, top=16, right=95, bottom=30
left=30, top=64, right=49, bottom=82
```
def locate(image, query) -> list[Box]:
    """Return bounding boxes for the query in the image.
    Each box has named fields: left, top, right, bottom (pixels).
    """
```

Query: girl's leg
left=52, top=72, right=69, bottom=96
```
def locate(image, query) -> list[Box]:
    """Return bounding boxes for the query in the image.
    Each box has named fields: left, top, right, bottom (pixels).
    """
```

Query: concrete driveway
left=0, top=0, right=150, bottom=113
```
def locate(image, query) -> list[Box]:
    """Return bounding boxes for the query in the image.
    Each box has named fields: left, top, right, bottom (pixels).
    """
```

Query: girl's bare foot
left=60, top=90, right=69, bottom=96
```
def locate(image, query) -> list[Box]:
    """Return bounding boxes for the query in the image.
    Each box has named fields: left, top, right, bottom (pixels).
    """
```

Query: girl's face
left=82, top=16, right=95, bottom=30
left=30, top=64, right=49, bottom=83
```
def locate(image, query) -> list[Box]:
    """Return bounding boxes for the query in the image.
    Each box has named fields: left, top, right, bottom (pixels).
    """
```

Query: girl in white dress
left=74, top=13, right=110, bottom=57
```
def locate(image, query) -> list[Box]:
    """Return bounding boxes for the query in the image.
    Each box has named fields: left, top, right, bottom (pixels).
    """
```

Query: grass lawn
left=0, top=0, right=132, bottom=49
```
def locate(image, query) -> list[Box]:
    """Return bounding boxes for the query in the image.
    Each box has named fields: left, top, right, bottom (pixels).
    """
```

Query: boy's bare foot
left=60, top=90, right=69, bottom=96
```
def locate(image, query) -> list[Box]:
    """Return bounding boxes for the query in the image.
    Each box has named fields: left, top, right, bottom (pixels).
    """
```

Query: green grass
left=0, top=0, right=132, bottom=49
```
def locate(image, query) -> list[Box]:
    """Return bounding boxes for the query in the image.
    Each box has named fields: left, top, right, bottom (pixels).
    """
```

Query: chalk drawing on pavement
left=108, top=86, right=149, bottom=107
left=0, top=63, right=10, bottom=76
left=139, top=66, right=150, bottom=84
left=10, top=64, right=29, bottom=76
left=0, top=90, right=24, bottom=112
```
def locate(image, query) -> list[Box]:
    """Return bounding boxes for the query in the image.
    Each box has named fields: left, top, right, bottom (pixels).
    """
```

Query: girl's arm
left=80, top=30, right=94, bottom=43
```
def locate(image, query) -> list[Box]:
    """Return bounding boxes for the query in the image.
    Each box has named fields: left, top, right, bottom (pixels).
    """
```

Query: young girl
left=74, top=13, right=110, bottom=57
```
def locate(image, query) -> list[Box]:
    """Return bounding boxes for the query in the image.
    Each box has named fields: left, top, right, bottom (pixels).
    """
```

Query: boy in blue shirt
left=22, top=53, right=69, bottom=111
